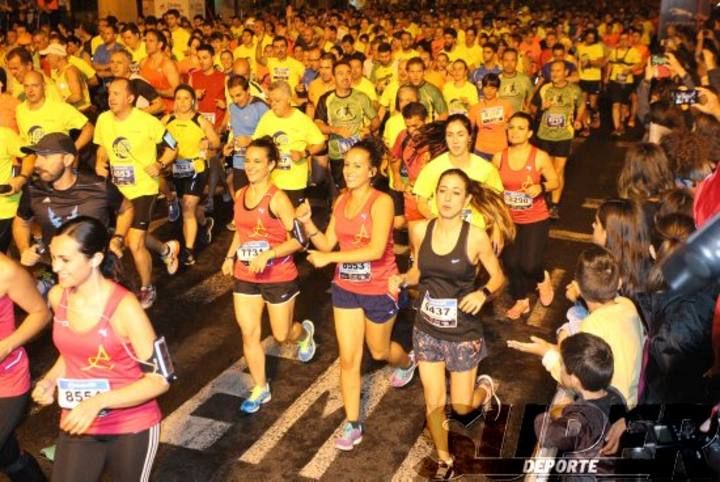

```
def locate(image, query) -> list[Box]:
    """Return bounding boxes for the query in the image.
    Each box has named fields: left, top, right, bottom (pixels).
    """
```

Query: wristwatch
left=481, top=286, right=493, bottom=299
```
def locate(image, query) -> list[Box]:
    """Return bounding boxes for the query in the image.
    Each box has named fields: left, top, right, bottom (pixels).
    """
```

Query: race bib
left=278, top=152, right=292, bottom=170
left=616, top=73, right=628, bottom=83
left=420, top=292, right=458, bottom=328
left=480, top=106, right=504, bottom=124
left=237, top=240, right=270, bottom=263
left=111, top=165, right=136, bottom=186
left=546, top=113, right=566, bottom=128
left=172, top=159, right=195, bottom=178
left=201, top=112, right=216, bottom=125
left=57, top=378, right=111, bottom=410
left=504, top=190, right=533, bottom=209
left=339, top=262, right=371, bottom=282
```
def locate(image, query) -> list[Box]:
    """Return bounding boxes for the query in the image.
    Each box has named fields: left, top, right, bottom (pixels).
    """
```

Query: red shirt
left=191, top=69, right=227, bottom=129
left=233, top=185, right=298, bottom=283
left=498, top=146, right=549, bottom=224
left=53, top=284, right=161, bottom=435
left=333, top=189, right=398, bottom=295
left=0, top=295, right=30, bottom=397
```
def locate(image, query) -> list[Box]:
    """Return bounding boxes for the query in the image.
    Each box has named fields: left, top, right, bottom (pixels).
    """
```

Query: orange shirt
left=470, top=97, right=514, bottom=155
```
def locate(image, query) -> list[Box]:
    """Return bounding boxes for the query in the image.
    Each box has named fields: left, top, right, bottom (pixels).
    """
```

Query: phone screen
left=672, top=90, right=698, bottom=105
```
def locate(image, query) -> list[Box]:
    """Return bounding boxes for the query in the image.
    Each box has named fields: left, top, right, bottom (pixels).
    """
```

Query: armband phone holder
left=292, top=218, right=309, bottom=249
left=142, top=336, right=177, bottom=382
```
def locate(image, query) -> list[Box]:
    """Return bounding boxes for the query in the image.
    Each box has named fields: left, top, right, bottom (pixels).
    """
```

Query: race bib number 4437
left=420, top=292, right=458, bottom=328
left=57, top=378, right=111, bottom=409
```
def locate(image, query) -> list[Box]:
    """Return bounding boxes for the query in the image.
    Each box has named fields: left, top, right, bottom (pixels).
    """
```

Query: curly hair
left=618, top=143, right=675, bottom=200
left=660, top=131, right=711, bottom=181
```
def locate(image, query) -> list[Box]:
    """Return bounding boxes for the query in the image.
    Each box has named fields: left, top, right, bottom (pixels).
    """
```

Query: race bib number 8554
left=57, top=378, right=111, bottom=409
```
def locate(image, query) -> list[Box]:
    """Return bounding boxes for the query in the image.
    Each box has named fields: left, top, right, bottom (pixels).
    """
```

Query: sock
left=163, top=245, right=171, bottom=257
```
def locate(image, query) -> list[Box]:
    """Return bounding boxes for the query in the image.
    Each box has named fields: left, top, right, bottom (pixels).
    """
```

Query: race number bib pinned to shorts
left=57, top=378, right=111, bottom=410
left=278, top=152, right=292, bottom=170
left=111, top=165, right=136, bottom=186
left=546, top=113, right=566, bottom=128
left=420, top=292, right=458, bottom=328
left=172, top=159, right=195, bottom=178
left=616, top=73, right=628, bottom=83
left=237, top=240, right=271, bottom=263
left=503, top=190, right=533, bottom=209
left=480, top=106, right=505, bottom=124
left=338, top=262, right=371, bottom=282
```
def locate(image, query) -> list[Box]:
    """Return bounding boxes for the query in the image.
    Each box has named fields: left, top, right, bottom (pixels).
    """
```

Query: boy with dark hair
left=534, top=333, right=626, bottom=462
left=508, top=246, right=645, bottom=407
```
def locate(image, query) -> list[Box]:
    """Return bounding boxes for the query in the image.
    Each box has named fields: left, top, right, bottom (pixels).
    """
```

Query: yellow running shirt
left=94, top=108, right=167, bottom=199
left=0, top=127, right=24, bottom=219
left=165, top=113, right=207, bottom=175
left=412, top=152, right=504, bottom=228
left=253, top=109, right=325, bottom=191
left=16, top=98, right=88, bottom=144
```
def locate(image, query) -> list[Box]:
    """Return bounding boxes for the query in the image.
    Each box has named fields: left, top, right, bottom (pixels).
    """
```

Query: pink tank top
left=233, top=185, right=298, bottom=283
left=333, top=189, right=398, bottom=295
left=52, top=283, right=161, bottom=434
left=0, top=295, right=30, bottom=397
left=499, top=146, right=550, bottom=224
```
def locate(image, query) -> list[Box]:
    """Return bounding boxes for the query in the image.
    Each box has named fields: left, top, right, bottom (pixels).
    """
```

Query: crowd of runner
left=1, top=1, right=720, bottom=480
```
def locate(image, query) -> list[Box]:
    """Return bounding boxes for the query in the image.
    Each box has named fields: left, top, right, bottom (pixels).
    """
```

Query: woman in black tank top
left=389, top=169, right=506, bottom=478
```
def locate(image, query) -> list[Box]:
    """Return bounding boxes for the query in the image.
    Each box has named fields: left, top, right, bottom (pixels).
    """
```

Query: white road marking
left=548, top=229, right=593, bottom=244
left=527, top=269, right=567, bottom=327
left=239, top=359, right=342, bottom=464
left=160, top=337, right=296, bottom=450
left=298, top=366, right=395, bottom=479
left=391, top=430, right=434, bottom=482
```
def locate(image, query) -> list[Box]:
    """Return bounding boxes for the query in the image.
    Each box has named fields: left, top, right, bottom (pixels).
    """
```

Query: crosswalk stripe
left=238, top=359, right=342, bottom=464
left=182, top=272, right=234, bottom=304
left=392, top=430, right=434, bottom=482
left=298, top=365, right=395, bottom=479
left=160, top=336, right=295, bottom=450
left=527, top=269, right=567, bottom=328
left=548, top=229, right=593, bottom=244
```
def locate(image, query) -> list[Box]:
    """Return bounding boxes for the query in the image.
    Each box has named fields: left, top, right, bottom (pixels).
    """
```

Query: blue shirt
left=229, top=97, right=269, bottom=169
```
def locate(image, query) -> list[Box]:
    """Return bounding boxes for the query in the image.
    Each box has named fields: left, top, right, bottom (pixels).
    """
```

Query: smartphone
left=0, top=184, right=11, bottom=194
left=651, top=54, right=667, bottom=66
left=672, top=89, right=699, bottom=105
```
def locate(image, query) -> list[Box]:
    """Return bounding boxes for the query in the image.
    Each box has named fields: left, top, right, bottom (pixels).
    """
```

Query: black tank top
left=415, top=219, right=482, bottom=341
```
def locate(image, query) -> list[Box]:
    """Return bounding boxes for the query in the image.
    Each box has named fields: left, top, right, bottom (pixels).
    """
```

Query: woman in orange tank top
left=139, top=29, right=180, bottom=114
left=296, top=138, right=416, bottom=451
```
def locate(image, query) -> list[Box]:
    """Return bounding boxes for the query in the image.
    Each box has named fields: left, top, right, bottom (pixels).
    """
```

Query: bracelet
left=481, top=286, right=493, bottom=299
left=111, top=234, right=125, bottom=241
left=225, top=256, right=234, bottom=260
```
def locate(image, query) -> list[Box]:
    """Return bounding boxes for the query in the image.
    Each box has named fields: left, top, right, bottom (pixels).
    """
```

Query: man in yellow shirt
left=94, top=77, right=180, bottom=308
left=121, top=23, right=147, bottom=64
left=394, top=31, right=418, bottom=62
left=165, top=9, right=189, bottom=61
left=605, top=32, right=642, bottom=136
left=253, top=80, right=325, bottom=207
left=307, top=54, right=336, bottom=118
left=16, top=71, right=93, bottom=150
left=442, top=59, right=478, bottom=116
left=256, top=35, right=305, bottom=95
left=349, top=57, right=378, bottom=107
left=5, top=47, right=61, bottom=102
left=233, top=28, right=258, bottom=74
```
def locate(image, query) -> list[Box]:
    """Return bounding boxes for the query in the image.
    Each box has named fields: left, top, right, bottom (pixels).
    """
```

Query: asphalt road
left=11, top=132, right=629, bottom=482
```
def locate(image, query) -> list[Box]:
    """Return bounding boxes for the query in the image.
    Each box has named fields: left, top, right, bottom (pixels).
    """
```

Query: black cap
left=21, top=133, right=78, bottom=156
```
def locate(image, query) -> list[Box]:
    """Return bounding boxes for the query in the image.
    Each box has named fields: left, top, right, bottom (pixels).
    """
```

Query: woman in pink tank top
left=296, top=138, right=416, bottom=451
left=31, top=217, right=170, bottom=482
left=492, top=113, right=559, bottom=320
left=0, top=253, right=50, bottom=481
